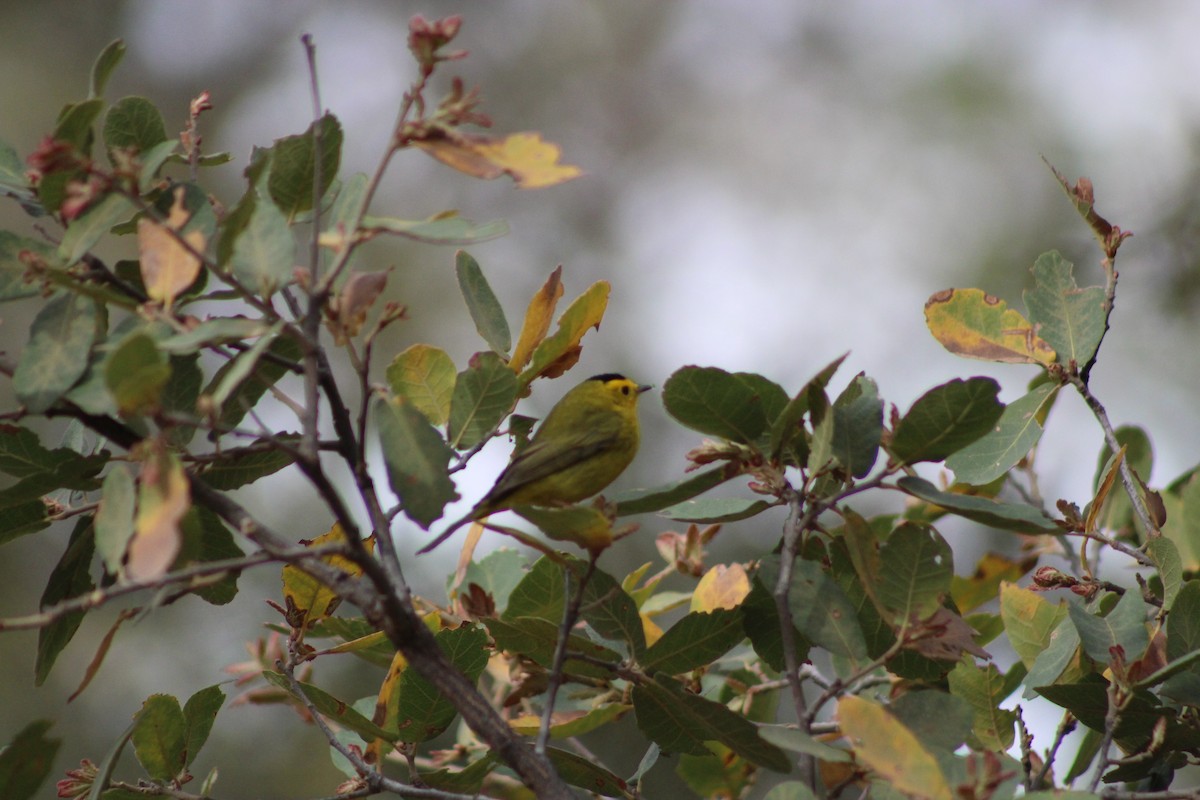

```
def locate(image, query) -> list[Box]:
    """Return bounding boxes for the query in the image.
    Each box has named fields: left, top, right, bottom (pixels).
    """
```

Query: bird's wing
left=486, top=417, right=622, bottom=504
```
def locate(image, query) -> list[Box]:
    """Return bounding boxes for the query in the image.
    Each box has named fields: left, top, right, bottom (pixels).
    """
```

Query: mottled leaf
left=925, top=288, right=1056, bottom=365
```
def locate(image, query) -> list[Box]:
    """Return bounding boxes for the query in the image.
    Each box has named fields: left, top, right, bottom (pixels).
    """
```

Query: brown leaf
left=328, top=270, right=388, bottom=344
left=906, top=607, right=990, bottom=661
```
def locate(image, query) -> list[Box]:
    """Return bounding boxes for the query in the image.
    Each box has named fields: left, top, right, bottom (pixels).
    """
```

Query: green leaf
left=947, top=660, right=1017, bottom=751
left=659, top=497, right=776, bottom=523
left=386, top=344, right=456, bottom=426
left=876, top=523, right=953, bottom=622
left=1069, top=591, right=1150, bottom=663
left=503, top=555, right=566, bottom=623
left=183, top=507, right=242, bottom=606
left=633, top=675, right=791, bottom=771
left=831, top=375, right=882, bottom=477
left=0, top=720, right=60, bottom=800
left=888, top=690, right=973, bottom=753
left=34, top=518, right=94, bottom=687
left=1167, top=580, right=1200, bottom=666
left=643, top=608, right=745, bottom=674
left=485, top=616, right=618, bottom=680
left=208, top=333, right=301, bottom=431
left=758, top=726, right=851, bottom=763
left=95, top=464, right=135, bottom=574
left=768, top=353, right=848, bottom=463
left=267, top=113, right=342, bottom=218
left=946, top=382, right=1059, bottom=485
left=1147, top=537, right=1183, bottom=611
left=742, top=574, right=809, bottom=672
left=58, top=193, right=137, bottom=266
left=162, top=354, right=202, bottom=446
left=662, top=366, right=786, bottom=445
left=612, top=466, right=733, bottom=516
left=229, top=192, right=294, bottom=296
left=456, top=250, right=511, bottom=354
left=359, top=213, right=509, bottom=244
left=54, top=98, right=104, bottom=150
left=206, top=324, right=284, bottom=414
left=447, top=351, right=519, bottom=449
left=90, top=39, right=126, bottom=97
left=1023, top=618, right=1080, bottom=699
left=759, top=556, right=867, bottom=661
left=158, top=318, right=269, bottom=354
left=764, top=783, right=821, bottom=800
left=999, top=582, right=1068, bottom=668
left=579, top=562, right=647, bottom=659
left=544, top=747, right=631, bottom=797
left=890, top=378, right=1003, bottom=464
left=376, top=397, right=459, bottom=529
left=195, top=440, right=296, bottom=490
left=513, top=504, right=614, bottom=551
left=14, top=291, right=98, bottom=413
left=0, top=501, right=51, bottom=544
left=1023, top=250, right=1107, bottom=368
left=181, top=685, right=224, bottom=768
left=105, top=332, right=171, bottom=415
left=103, top=96, right=168, bottom=155
left=261, top=672, right=393, bottom=741
left=137, top=140, right=180, bottom=194
left=324, top=171, right=369, bottom=235
left=392, top=626, right=489, bottom=743
left=131, top=694, right=187, bottom=782
left=455, top=547, right=525, bottom=614
left=897, top=476, right=1060, bottom=533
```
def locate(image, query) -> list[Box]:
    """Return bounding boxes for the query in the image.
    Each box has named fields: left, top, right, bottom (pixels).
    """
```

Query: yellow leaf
left=925, top=288, right=1055, bottom=365
left=475, top=132, right=583, bottom=189
left=139, top=185, right=205, bottom=307
left=128, top=448, right=190, bottom=581
left=998, top=581, right=1067, bottom=669
left=509, top=266, right=563, bottom=373
left=950, top=552, right=1032, bottom=614
left=281, top=524, right=374, bottom=630
left=370, top=649, right=408, bottom=757
left=691, top=563, right=751, bottom=612
left=838, top=695, right=951, bottom=800
left=520, top=280, right=610, bottom=384
left=415, top=131, right=582, bottom=189
left=642, top=613, right=664, bottom=647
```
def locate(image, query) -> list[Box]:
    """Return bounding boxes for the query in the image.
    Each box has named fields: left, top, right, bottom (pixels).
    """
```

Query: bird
left=418, top=373, right=650, bottom=553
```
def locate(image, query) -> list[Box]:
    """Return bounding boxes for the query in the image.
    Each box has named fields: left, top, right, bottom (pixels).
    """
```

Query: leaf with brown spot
left=925, top=288, right=1055, bottom=365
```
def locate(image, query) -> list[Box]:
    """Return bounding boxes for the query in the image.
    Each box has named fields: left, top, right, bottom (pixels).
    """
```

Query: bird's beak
left=637, top=384, right=652, bottom=394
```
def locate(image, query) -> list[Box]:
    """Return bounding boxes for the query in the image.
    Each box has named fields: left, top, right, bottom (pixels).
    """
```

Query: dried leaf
left=139, top=186, right=205, bottom=307
left=416, top=131, right=582, bottom=189
left=128, top=448, right=190, bottom=581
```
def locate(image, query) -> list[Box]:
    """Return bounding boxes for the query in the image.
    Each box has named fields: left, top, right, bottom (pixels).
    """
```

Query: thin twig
left=537, top=557, right=598, bottom=755
left=1033, top=710, right=1075, bottom=789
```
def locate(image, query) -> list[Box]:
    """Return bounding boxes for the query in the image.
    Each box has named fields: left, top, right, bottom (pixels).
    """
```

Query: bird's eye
left=621, top=385, right=630, bottom=395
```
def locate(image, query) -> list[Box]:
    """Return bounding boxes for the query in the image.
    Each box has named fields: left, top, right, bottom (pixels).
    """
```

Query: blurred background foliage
left=4, top=1, right=1200, bottom=796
